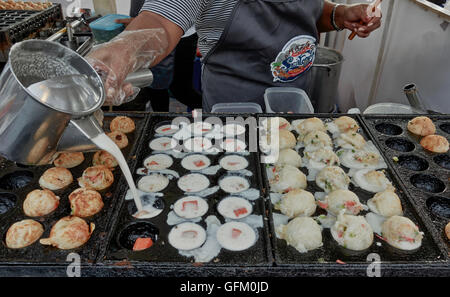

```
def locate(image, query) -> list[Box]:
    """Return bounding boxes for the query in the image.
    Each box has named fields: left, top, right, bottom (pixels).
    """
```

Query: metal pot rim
left=313, top=46, right=344, bottom=67
left=8, top=40, right=105, bottom=117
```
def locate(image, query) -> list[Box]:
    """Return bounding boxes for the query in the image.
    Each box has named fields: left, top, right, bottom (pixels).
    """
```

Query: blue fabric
left=149, top=50, right=176, bottom=89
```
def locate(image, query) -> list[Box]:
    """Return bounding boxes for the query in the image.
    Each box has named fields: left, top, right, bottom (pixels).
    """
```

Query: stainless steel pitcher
left=0, top=40, right=153, bottom=165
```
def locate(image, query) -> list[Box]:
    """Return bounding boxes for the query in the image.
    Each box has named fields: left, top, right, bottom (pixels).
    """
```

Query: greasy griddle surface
left=0, top=112, right=146, bottom=264
left=258, top=114, right=445, bottom=266
left=102, top=113, right=273, bottom=266
left=362, top=114, right=450, bottom=256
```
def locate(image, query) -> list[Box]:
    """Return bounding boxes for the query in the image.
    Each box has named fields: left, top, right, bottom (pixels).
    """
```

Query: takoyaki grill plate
left=362, top=114, right=450, bottom=257
left=0, top=112, right=147, bottom=265
left=258, top=114, right=446, bottom=270
left=100, top=113, right=273, bottom=267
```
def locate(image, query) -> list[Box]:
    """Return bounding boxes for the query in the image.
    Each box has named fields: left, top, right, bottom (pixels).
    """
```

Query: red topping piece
left=194, top=160, right=205, bottom=167
left=233, top=207, right=248, bottom=217
left=182, top=200, right=199, bottom=211
left=232, top=228, right=242, bottom=239
left=133, top=238, right=153, bottom=251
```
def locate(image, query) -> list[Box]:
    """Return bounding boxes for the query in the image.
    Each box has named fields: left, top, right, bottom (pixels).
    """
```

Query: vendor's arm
left=87, top=0, right=199, bottom=105
left=317, top=1, right=382, bottom=38
left=124, top=11, right=183, bottom=66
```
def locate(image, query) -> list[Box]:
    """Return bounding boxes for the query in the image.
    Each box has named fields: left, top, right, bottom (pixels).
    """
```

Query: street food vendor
left=87, top=0, right=382, bottom=111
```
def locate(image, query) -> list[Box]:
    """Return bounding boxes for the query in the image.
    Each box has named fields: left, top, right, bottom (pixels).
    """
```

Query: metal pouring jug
left=0, top=40, right=153, bottom=165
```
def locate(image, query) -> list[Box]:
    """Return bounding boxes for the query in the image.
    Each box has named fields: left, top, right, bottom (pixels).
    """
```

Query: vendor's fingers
left=344, top=19, right=381, bottom=34
left=122, top=83, right=135, bottom=99
left=356, top=19, right=381, bottom=34
left=353, top=29, right=370, bottom=38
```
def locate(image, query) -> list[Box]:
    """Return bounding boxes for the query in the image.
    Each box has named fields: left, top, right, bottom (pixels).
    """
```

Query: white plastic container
left=264, top=87, right=314, bottom=113
left=211, top=103, right=263, bottom=113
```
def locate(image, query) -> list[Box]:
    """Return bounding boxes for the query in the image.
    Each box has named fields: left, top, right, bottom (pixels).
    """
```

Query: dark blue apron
left=202, top=0, right=323, bottom=111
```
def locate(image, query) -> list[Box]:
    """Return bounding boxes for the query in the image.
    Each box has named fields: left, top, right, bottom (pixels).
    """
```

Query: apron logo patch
left=270, top=35, right=316, bottom=83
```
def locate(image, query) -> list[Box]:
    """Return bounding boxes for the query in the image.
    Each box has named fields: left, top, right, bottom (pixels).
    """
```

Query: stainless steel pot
left=0, top=40, right=153, bottom=165
left=0, top=40, right=105, bottom=165
left=308, top=47, right=344, bottom=113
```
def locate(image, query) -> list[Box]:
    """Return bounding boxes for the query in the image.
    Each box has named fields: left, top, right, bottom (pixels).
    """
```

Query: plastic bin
left=89, top=14, right=130, bottom=43
left=264, top=87, right=314, bottom=113
left=211, top=103, right=263, bottom=113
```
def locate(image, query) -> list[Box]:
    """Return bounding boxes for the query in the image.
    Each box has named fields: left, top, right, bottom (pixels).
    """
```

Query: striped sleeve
left=140, top=0, right=204, bottom=33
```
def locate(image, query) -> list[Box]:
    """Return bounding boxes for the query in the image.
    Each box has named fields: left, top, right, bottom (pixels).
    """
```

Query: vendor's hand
left=86, top=43, right=137, bottom=106
left=86, top=29, right=169, bottom=106
left=338, top=3, right=382, bottom=38
left=115, top=17, right=135, bottom=27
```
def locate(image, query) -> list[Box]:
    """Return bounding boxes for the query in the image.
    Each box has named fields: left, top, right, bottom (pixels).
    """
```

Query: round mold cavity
left=154, top=121, right=179, bottom=136
left=117, top=222, right=159, bottom=250
left=440, top=123, right=450, bottom=135
left=0, top=171, right=34, bottom=190
left=15, top=163, right=34, bottom=168
left=385, top=138, right=415, bottom=152
left=426, top=196, right=450, bottom=219
left=397, top=155, right=429, bottom=171
left=127, top=196, right=165, bottom=218
left=375, top=123, right=403, bottom=136
left=0, top=193, right=17, bottom=215
left=410, top=174, right=446, bottom=193
left=434, top=154, right=450, bottom=170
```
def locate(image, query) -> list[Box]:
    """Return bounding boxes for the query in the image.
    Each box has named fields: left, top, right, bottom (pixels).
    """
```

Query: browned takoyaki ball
left=78, top=165, right=114, bottom=191
left=69, top=188, right=104, bottom=218
left=39, top=167, right=73, bottom=191
left=110, top=116, right=135, bottom=134
left=107, top=131, right=129, bottom=149
left=23, top=189, right=60, bottom=217
left=6, top=220, right=44, bottom=249
left=40, top=216, right=95, bottom=250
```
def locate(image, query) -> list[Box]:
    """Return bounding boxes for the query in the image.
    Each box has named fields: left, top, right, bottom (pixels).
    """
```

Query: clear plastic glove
left=86, top=28, right=169, bottom=106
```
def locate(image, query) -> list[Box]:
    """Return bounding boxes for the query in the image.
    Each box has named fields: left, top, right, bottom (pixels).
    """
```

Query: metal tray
left=257, top=114, right=446, bottom=269
left=0, top=112, right=146, bottom=264
left=362, top=114, right=450, bottom=257
left=100, top=113, right=273, bottom=267
left=0, top=4, right=63, bottom=62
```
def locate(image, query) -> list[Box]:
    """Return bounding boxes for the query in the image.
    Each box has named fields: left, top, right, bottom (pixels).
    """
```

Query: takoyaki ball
left=294, top=117, right=326, bottom=138
left=304, top=148, right=340, bottom=168
left=40, top=216, right=94, bottom=250
left=334, top=116, right=359, bottom=134
left=110, top=116, right=135, bottom=134
left=23, top=189, right=60, bottom=217
left=107, top=131, right=129, bottom=149
left=320, top=189, right=364, bottom=216
left=420, top=135, right=449, bottom=153
left=39, top=167, right=73, bottom=191
left=316, top=166, right=350, bottom=193
left=6, top=220, right=44, bottom=249
left=53, top=152, right=85, bottom=168
left=263, top=117, right=290, bottom=131
left=367, top=190, right=403, bottom=217
left=445, top=222, right=450, bottom=240
left=266, top=130, right=296, bottom=150
left=337, top=132, right=366, bottom=150
left=69, top=188, right=104, bottom=218
left=78, top=165, right=114, bottom=191
left=331, top=213, right=373, bottom=251
left=353, top=169, right=394, bottom=193
left=276, top=217, right=323, bottom=253
left=275, top=189, right=316, bottom=218
left=275, top=149, right=302, bottom=168
left=302, top=130, right=332, bottom=148
left=270, top=164, right=307, bottom=193
left=382, top=216, right=423, bottom=250
left=407, top=116, right=436, bottom=136
left=93, top=150, right=118, bottom=170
